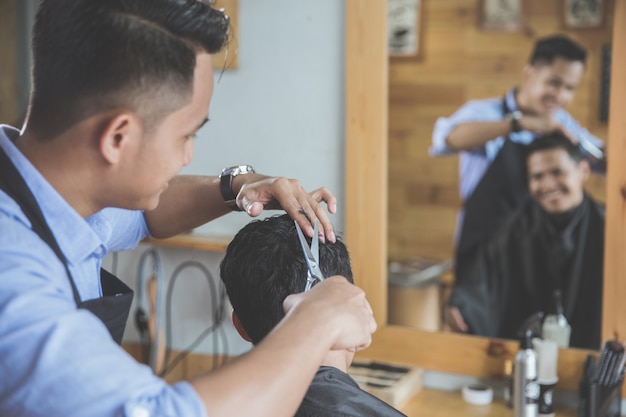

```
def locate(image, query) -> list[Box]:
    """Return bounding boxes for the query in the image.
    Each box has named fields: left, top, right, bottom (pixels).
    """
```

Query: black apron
left=450, top=196, right=604, bottom=349
left=297, top=366, right=407, bottom=417
left=0, top=146, right=133, bottom=345
left=454, top=97, right=531, bottom=284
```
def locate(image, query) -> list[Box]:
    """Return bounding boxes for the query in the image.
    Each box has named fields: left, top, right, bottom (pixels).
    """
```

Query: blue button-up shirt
left=430, top=90, right=604, bottom=241
left=0, top=126, right=206, bottom=417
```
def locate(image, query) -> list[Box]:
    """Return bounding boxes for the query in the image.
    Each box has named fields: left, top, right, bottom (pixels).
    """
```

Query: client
left=447, top=132, right=604, bottom=349
left=220, top=214, right=406, bottom=416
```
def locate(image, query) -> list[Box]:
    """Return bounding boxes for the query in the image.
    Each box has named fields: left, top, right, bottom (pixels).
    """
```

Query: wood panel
left=602, top=0, right=626, bottom=347
left=357, top=326, right=597, bottom=392
left=345, top=0, right=389, bottom=323
left=212, top=0, right=239, bottom=70
left=388, top=0, right=614, bottom=261
left=0, top=0, right=17, bottom=124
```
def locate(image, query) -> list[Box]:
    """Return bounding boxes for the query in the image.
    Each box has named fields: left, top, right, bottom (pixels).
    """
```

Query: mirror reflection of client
left=446, top=133, right=604, bottom=349
left=220, top=214, right=406, bottom=417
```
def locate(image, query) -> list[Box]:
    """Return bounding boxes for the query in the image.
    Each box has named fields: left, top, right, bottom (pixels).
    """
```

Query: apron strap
left=0, top=146, right=82, bottom=304
left=0, top=145, right=133, bottom=345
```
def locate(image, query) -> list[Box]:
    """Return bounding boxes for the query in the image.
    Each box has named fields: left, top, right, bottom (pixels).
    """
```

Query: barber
left=0, top=1, right=375, bottom=417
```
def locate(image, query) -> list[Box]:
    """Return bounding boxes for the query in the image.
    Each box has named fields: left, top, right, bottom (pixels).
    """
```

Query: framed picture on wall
left=562, top=0, right=605, bottom=29
left=479, top=0, right=524, bottom=31
left=388, top=0, right=422, bottom=58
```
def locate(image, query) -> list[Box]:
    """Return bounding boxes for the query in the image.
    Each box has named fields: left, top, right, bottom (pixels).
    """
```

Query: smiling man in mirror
left=430, top=34, right=605, bottom=300
left=445, top=133, right=604, bottom=349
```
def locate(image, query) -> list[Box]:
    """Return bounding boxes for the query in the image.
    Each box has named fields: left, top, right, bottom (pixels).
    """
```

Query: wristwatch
left=219, top=165, right=255, bottom=210
left=506, top=110, right=523, bottom=133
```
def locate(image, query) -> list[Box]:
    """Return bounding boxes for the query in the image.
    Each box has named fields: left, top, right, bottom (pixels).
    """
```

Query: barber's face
left=131, top=53, right=214, bottom=210
left=527, top=148, right=589, bottom=214
left=521, top=57, right=584, bottom=115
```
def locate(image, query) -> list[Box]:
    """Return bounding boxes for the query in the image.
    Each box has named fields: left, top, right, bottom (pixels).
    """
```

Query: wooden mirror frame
left=346, top=0, right=626, bottom=392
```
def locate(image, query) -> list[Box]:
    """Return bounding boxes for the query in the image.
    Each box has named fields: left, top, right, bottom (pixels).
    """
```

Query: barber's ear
left=99, top=113, right=142, bottom=164
left=522, top=64, right=534, bottom=82
left=232, top=311, right=252, bottom=343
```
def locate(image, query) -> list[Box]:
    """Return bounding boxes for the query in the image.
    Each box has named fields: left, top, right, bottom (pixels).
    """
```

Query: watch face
left=221, top=165, right=255, bottom=177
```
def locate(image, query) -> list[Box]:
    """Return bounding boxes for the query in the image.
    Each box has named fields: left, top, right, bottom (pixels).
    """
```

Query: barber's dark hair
left=220, top=214, right=353, bottom=345
left=28, top=0, right=230, bottom=137
left=529, top=35, right=587, bottom=67
left=527, top=132, right=584, bottom=163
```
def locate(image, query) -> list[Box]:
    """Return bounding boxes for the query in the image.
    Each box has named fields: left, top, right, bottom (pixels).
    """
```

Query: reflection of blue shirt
left=0, top=126, right=206, bottom=417
left=430, top=89, right=604, bottom=202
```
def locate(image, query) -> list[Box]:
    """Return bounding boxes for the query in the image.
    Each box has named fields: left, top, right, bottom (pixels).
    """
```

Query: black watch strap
left=507, top=110, right=523, bottom=133
left=219, top=174, right=237, bottom=204
left=219, top=165, right=255, bottom=210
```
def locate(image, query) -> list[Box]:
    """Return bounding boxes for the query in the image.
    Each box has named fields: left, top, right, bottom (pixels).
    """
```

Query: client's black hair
left=220, top=214, right=353, bottom=344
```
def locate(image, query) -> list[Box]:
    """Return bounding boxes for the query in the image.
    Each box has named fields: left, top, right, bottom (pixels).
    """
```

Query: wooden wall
left=0, top=0, right=17, bottom=124
left=388, top=0, right=615, bottom=262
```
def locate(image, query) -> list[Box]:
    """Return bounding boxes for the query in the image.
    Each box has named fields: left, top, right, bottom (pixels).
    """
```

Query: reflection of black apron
left=455, top=98, right=531, bottom=283
left=0, top=146, right=133, bottom=345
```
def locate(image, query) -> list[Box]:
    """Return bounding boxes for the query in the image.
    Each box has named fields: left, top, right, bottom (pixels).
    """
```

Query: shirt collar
left=505, top=88, right=519, bottom=113
left=0, top=125, right=105, bottom=264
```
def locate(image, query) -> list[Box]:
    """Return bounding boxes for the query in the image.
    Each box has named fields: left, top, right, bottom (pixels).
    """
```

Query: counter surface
left=400, top=388, right=576, bottom=417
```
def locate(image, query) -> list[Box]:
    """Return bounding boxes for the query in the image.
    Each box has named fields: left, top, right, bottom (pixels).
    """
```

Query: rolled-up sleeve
left=430, top=98, right=503, bottom=157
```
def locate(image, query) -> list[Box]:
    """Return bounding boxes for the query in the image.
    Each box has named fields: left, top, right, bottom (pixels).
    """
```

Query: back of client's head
left=527, top=131, right=584, bottom=163
left=220, top=214, right=353, bottom=345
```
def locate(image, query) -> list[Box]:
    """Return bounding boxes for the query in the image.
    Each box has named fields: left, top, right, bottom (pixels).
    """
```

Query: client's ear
left=579, top=159, right=591, bottom=181
left=232, top=311, right=252, bottom=343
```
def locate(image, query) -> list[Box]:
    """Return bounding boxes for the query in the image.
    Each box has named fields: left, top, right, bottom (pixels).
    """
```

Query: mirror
left=347, top=0, right=626, bottom=392
left=385, top=2, right=613, bottom=343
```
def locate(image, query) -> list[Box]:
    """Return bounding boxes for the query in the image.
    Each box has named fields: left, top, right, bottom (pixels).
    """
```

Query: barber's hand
left=236, top=176, right=338, bottom=243
left=283, top=276, right=377, bottom=352
left=444, top=306, right=469, bottom=333
left=519, top=114, right=579, bottom=144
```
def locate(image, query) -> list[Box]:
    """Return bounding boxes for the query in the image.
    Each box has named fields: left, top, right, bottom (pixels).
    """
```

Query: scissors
left=294, top=220, right=325, bottom=291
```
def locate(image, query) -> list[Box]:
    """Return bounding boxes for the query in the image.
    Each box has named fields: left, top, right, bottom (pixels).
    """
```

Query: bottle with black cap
left=514, top=328, right=540, bottom=417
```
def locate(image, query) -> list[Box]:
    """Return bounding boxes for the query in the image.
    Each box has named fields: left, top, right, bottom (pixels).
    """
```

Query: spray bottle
left=514, top=328, right=540, bottom=417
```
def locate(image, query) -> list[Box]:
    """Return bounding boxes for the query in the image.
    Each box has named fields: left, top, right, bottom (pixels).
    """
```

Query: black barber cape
left=296, top=366, right=407, bottom=417
left=449, top=194, right=604, bottom=350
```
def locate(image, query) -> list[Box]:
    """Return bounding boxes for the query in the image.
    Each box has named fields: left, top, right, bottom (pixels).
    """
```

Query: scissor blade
left=310, top=220, right=320, bottom=262
left=294, top=221, right=325, bottom=281
left=309, top=221, right=325, bottom=280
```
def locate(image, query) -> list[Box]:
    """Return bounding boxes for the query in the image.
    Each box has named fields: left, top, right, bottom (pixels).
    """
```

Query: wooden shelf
left=142, top=234, right=232, bottom=253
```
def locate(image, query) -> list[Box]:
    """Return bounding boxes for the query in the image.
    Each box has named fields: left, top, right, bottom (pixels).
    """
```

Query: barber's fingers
left=239, top=178, right=337, bottom=243
left=306, top=187, right=338, bottom=243
left=350, top=300, right=377, bottom=352
left=308, top=186, right=337, bottom=214
left=282, top=185, right=337, bottom=244
left=283, top=276, right=376, bottom=351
